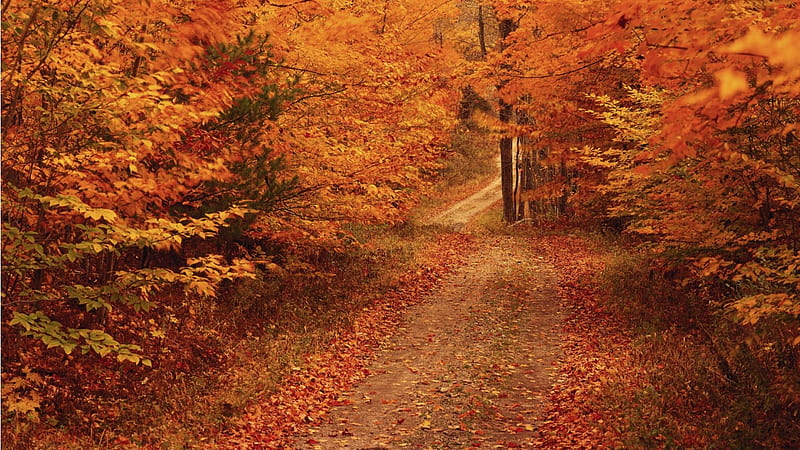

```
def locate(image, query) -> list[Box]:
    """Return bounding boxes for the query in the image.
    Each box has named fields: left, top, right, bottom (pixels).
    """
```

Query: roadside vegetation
left=3, top=0, right=798, bottom=448
left=598, top=245, right=800, bottom=448
left=492, top=221, right=800, bottom=449
left=1, top=94, right=494, bottom=450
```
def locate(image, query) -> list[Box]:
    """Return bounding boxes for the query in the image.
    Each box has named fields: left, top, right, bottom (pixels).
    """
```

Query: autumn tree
left=238, top=0, right=461, bottom=246
left=471, top=0, right=797, bottom=416
left=2, top=0, right=285, bottom=367
left=2, top=0, right=462, bottom=427
left=471, top=1, right=798, bottom=441
left=561, top=1, right=800, bottom=441
left=578, top=0, right=799, bottom=340
left=470, top=0, right=617, bottom=221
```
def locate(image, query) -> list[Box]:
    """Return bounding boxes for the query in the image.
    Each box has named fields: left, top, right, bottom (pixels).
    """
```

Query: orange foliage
left=580, top=0, right=799, bottom=334
left=475, top=0, right=798, bottom=339
left=1, top=0, right=461, bottom=431
left=261, top=0, right=460, bottom=239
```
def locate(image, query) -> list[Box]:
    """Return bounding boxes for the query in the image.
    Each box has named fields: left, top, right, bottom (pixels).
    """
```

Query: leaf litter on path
left=220, top=230, right=637, bottom=449
left=298, top=236, right=564, bottom=449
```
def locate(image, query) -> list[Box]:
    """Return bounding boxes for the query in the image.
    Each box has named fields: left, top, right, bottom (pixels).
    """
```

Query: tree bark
left=477, top=5, right=487, bottom=59
left=498, top=18, right=517, bottom=223
left=499, top=103, right=515, bottom=222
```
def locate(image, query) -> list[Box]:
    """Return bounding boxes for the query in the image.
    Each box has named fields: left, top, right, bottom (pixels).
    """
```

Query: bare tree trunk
left=498, top=18, right=517, bottom=223
left=514, top=140, right=521, bottom=220
left=499, top=100, right=515, bottom=222
left=477, top=5, right=487, bottom=59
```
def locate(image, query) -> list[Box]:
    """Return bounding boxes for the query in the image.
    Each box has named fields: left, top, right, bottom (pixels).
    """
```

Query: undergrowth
left=451, top=202, right=800, bottom=446
left=1, top=222, right=448, bottom=449
left=439, top=123, right=496, bottom=188
left=2, top=120, right=497, bottom=448
left=416, top=121, right=497, bottom=217
left=599, top=248, right=800, bottom=448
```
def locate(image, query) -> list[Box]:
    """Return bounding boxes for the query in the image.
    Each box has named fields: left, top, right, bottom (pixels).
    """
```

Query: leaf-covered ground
left=217, top=232, right=478, bottom=448
left=533, top=232, right=639, bottom=448
left=298, top=235, right=562, bottom=448
left=213, top=225, right=641, bottom=448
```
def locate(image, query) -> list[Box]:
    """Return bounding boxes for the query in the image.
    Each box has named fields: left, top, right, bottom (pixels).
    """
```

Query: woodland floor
left=6, top=162, right=785, bottom=450
left=293, top=163, right=571, bottom=448
left=298, top=234, right=563, bottom=448
left=4, top=173, right=639, bottom=449
left=214, top=171, right=633, bottom=448
left=15, top=173, right=635, bottom=449
left=277, top=177, right=600, bottom=448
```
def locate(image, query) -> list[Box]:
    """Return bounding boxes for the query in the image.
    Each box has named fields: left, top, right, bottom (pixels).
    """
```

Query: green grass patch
left=469, top=202, right=505, bottom=234
left=438, top=123, right=496, bottom=189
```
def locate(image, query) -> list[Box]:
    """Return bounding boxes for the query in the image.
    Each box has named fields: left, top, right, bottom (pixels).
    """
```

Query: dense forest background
left=2, top=0, right=798, bottom=447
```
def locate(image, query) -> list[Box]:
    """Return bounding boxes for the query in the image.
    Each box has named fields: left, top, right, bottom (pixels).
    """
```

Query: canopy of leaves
left=1, top=0, right=460, bottom=429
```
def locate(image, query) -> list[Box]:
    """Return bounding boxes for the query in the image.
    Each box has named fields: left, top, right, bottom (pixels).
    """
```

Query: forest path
left=426, top=177, right=502, bottom=231
left=298, top=218, right=564, bottom=447
left=426, top=157, right=503, bottom=231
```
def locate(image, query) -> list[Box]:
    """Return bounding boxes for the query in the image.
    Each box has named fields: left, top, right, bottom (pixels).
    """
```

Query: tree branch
left=290, top=86, right=348, bottom=105
left=270, top=63, right=329, bottom=77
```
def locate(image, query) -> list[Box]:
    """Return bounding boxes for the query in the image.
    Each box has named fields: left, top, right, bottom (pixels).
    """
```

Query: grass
left=469, top=201, right=505, bottom=235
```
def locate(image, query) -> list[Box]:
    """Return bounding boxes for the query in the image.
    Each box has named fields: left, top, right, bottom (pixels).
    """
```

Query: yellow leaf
left=6, top=393, right=41, bottom=414
left=149, top=329, right=166, bottom=338
left=84, top=208, right=118, bottom=223
left=715, top=67, right=748, bottom=100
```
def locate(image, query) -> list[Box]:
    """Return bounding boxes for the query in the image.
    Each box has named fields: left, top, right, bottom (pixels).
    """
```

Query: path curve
left=428, top=178, right=502, bottom=231
left=427, top=158, right=502, bottom=231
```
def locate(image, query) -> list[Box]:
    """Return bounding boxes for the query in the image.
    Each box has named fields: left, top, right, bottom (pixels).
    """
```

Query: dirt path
left=427, top=157, right=502, bottom=231
left=298, top=190, right=564, bottom=447
left=427, top=178, right=502, bottom=231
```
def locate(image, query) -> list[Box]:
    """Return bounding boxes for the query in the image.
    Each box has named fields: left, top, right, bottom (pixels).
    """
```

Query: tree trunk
left=477, top=5, right=487, bottom=59
left=499, top=100, right=515, bottom=222
left=498, top=18, right=517, bottom=223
